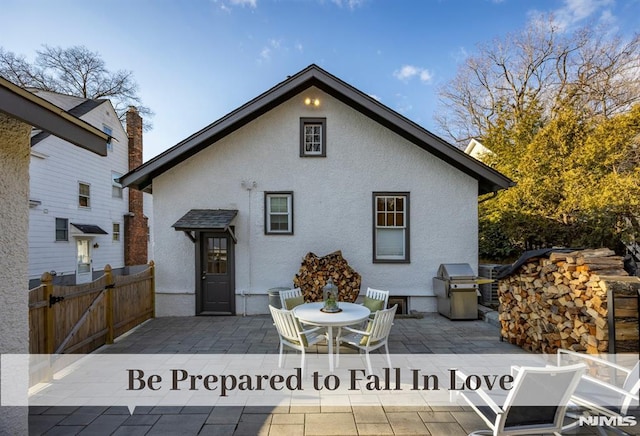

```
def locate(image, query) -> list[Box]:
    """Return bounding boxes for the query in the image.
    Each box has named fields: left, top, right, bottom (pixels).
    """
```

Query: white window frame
left=103, top=125, right=113, bottom=151
left=112, top=222, right=121, bottom=242
left=78, top=182, right=91, bottom=208
left=300, top=118, right=326, bottom=157
left=265, top=192, right=293, bottom=235
left=112, top=171, right=123, bottom=198
left=373, top=192, right=410, bottom=263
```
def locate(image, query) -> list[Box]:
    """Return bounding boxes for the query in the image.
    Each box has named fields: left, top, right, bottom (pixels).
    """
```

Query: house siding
left=153, top=88, right=478, bottom=316
left=28, top=98, right=152, bottom=285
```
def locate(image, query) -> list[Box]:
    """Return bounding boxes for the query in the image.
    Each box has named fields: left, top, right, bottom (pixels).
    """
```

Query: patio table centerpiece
left=321, top=278, right=341, bottom=313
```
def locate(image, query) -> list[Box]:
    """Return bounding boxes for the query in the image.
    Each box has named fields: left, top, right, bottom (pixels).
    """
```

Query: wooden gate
left=28, top=262, right=155, bottom=354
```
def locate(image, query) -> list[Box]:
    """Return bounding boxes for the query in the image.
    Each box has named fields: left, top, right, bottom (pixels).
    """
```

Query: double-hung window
left=300, top=118, right=326, bottom=157
left=55, top=218, right=68, bottom=242
left=78, top=182, right=91, bottom=208
left=373, top=192, right=410, bottom=262
left=112, top=172, right=123, bottom=198
left=112, top=223, right=121, bottom=242
left=265, top=192, right=293, bottom=235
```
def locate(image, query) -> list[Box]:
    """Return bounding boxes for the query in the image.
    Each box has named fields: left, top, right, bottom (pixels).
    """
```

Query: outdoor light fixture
left=304, top=97, right=320, bottom=107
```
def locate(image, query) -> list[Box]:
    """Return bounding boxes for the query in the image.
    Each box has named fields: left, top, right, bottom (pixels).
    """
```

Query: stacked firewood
left=498, top=248, right=628, bottom=354
left=293, top=251, right=361, bottom=303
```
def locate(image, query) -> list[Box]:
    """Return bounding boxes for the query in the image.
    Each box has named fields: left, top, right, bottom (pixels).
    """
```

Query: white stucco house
left=121, top=65, right=513, bottom=317
left=27, top=90, right=152, bottom=286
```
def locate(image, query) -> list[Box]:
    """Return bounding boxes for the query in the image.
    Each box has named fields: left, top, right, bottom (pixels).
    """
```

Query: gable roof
left=0, top=76, right=108, bottom=155
left=120, top=64, right=514, bottom=195
left=31, top=98, right=106, bottom=146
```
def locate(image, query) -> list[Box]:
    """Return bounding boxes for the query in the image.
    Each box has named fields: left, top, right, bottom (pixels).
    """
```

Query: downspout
left=241, top=180, right=257, bottom=316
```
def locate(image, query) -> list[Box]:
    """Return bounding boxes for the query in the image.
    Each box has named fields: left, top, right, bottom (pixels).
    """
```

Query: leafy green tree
left=478, top=103, right=640, bottom=260
left=438, top=13, right=640, bottom=261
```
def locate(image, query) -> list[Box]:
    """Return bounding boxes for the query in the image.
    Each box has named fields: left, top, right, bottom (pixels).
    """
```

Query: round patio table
left=293, top=302, right=370, bottom=372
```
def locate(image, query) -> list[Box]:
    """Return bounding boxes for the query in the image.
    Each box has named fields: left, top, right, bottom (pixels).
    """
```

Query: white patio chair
left=280, top=287, right=304, bottom=310
left=336, top=304, right=397, bottom=374
left=269, top=305, right=325, bottom=378
left=557, top=349, right=640, bottom=435
left=363, top=287, right=389, bottom=309
left=454, top=363, right=586, bottom=436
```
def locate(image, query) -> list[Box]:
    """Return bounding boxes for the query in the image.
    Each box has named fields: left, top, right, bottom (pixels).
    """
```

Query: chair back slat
left=280, top=288, right=303, bottom=308
left=365, top=287, right=390, bottom=309
left=269, top=305, right=300, bottom=343
left=369, top=305, right=397, bottom=343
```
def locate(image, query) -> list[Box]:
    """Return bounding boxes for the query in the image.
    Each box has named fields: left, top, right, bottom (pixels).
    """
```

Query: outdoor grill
left=433, top=263, right=480, bottom=320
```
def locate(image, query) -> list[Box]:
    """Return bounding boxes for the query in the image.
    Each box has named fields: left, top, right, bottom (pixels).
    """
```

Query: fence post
left=105, top=264, right=114, bottom=344
left=41, top=272, right=55, bottom=354
left=149, top=260, right=156, bottom=318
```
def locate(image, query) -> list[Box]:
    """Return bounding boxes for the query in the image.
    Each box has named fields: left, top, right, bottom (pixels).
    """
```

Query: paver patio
left=27, top=313, right=633, bottom=435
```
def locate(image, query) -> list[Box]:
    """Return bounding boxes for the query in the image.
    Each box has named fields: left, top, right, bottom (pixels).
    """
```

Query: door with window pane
left=76, top=239, right=92, bottom=284
left=199, top=233, right=235, bottom=314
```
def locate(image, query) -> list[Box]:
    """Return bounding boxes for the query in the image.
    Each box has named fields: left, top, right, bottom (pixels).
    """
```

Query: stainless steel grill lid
left=436, top=263, right=475, bottom=281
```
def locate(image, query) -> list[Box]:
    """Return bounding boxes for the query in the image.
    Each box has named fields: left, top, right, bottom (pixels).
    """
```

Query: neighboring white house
left=28, top=90, right=152, bottom=286
left=121, top=64, right=513, bottom=316
left=464, top=138, right=494, bottom=161
left=0, top=76, right=108, bottom=435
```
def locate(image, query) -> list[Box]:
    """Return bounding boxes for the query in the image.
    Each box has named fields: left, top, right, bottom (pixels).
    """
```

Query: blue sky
left=2, top=0, right=639, bottom=160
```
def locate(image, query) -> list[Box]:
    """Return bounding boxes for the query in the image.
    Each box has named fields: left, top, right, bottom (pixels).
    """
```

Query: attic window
left=103, top=125, right=113, bottom=151
left=300, top=118, right=326, bottom=157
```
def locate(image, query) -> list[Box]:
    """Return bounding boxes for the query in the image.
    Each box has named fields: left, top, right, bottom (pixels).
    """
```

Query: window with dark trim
left=55, top=218, right=68, bottom=242
left=265, top=192, right=293, bottom=234
left=373, top=192, right=410, bottom=263
left=300, top=118, right=326, bottom=157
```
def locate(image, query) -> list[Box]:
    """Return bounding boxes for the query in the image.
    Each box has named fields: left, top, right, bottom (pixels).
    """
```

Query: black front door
left=198, top=233, right=234, bottom=315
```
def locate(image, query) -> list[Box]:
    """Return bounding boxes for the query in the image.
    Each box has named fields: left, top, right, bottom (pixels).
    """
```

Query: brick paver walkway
left=27, top=314, right=628, bottom=435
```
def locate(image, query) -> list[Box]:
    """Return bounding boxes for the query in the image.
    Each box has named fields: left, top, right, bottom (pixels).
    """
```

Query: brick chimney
left=124, top=107, right=148, bottom=266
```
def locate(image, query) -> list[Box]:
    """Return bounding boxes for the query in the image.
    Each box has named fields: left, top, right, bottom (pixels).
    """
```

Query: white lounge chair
left=558, top=349, right=640, bottom=435
left=454, top=363, right=586, bottom=436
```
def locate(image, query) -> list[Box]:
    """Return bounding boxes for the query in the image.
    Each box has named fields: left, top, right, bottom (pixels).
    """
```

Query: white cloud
left=259, top=47, right=271, bottom=61
left=530, top=0, right=615, bottom=30
left=229, top=0, right=257, bottom=7
left=258, top=39, right=285, bottom=62
left=393, top=65, right=433, bottom=84
left=213, top=0, right=257, bottom=12
left=331, top=0, right=366, bottom=10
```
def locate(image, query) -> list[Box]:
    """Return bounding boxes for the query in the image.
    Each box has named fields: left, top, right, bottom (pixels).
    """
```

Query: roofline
left=0, top=76, right=108, bottom=155
left=120, top=64, right=513, bottom=195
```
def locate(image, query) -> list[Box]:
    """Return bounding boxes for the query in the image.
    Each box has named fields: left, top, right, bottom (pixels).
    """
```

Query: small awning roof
left=173, top=209, right=238, bottom=243
left=71, top=223, right=108, bottom=235
left=172, top=209, right=238, bottom=231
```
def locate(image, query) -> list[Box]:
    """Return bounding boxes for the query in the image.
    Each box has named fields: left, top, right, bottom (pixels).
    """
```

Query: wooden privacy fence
left=28, top=262, right=155, bottom=354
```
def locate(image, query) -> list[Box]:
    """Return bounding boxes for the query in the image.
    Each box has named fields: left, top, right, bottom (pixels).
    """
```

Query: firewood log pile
left=498, top=248, right=629, bottom=354
left=293, top=251, right=361, bottom=303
